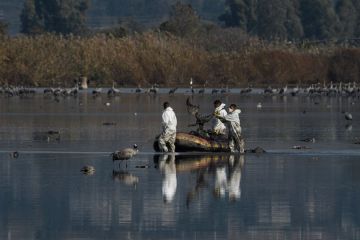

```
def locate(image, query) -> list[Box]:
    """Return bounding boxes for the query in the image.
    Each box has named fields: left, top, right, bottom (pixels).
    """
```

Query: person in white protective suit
left=158, top=102, right=177, bottom=152
left=211, top=99, right=227, bottom=135
left=215, top=103, right=245, bottom=153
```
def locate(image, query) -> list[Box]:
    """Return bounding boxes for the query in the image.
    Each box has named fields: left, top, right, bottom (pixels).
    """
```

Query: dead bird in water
left=81, top=165, right=95, bottom=175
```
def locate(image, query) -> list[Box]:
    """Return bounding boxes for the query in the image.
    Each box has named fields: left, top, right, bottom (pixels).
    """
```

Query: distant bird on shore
left=279, top=85, right=288, bottom=95
left=135, top=86, right=142, bottom=93
left=220, top=86, right=229, bottom=94
left=198, top=81, right=207, bottom=94
left=92, top=88, right=102, bottom=97
left=107, top=82, right=120, bottom=97
left=211, top=89, right=219, bottom=94
left=345, top=112, right=353, bottom=121
left=257, top=102, right=262, bottom=109
left=112, top=144, right=139, bottom=167
left=300, top=137, right=316, bottom=143
left=148, top=84, right=159, bottom=94
left=291, top=86, right=300, bottom=96
left=240, top=87, right=252, bottom=94
left=169, top=87, right=178, bottom=94
left=43, top=88, right=54, bottom=94
left=190, top=78, right=194, bottom=94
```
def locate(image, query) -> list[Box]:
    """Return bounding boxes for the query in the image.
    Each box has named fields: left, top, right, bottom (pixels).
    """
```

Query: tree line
left=220, top=0, right=360, bottom=40
left=0, top=0, right=357, bottom=41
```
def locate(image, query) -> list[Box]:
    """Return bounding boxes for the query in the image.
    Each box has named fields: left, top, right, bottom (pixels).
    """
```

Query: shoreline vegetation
left=0, top=32, right=359, bottom=88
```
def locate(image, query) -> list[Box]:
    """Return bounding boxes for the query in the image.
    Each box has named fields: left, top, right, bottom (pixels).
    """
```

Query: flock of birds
left=0, top=81, right=359, bottom=98
left=4, top=79, right=358, bottom=175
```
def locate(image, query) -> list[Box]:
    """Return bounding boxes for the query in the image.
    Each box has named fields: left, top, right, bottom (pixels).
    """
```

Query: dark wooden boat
left=154, top=132, right=230, bottom=152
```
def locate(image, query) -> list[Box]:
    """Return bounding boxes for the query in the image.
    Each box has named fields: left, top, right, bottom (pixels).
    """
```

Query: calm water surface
left=0, top=92, right=359, bottom=239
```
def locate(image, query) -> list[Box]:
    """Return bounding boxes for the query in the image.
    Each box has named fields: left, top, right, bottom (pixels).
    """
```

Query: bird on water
left=344, top=112, right=353, bottom=121
left=112, top=144, right=139, bottom=167
left=80, top=165, right=95, bottom=175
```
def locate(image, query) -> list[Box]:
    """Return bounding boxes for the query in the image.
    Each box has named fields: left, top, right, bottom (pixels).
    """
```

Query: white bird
left=291, top=86, right=299, bottom=96
left=257, top=102, right=262, bottom=109
left=190, top=78, right=194, bottom=93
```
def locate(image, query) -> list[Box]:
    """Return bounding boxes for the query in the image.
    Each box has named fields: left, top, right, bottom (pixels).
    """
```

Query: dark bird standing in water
left=112, top=144, right=139, bottom=167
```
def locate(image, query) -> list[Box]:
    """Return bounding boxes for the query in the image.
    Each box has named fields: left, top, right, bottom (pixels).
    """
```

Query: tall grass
left=0, top=32, right=359, bottom=87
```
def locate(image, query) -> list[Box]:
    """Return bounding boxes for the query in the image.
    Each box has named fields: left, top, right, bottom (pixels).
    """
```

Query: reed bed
left=0, top=32, right=359, bottom=87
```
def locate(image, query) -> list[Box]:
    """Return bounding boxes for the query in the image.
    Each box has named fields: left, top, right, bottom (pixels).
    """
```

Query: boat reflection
left=154, top=154, right=245, bottom=205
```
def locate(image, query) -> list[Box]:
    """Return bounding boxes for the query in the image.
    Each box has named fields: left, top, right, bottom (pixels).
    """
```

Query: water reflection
left=219, top=155, right=244, bottom=201
left=154, top=153, right=245, bottom=205
left=2, top=153, right=360, bottom=239
left=159, top=154, right=177, bottom=203
left=112, top=170, right=139, bottom=187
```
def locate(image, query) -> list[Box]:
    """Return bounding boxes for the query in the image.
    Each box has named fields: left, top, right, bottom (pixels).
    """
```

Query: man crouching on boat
left=159, top=102, right=177, bottom=153
left=215, top=104, right=245, bottom=153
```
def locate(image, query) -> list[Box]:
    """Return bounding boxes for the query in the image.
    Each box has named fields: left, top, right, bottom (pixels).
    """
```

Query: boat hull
left=154, top=132, right=230, bottom=152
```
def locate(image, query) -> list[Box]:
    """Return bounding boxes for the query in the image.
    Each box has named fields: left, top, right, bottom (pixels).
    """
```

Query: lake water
left=0, top=91, right=359, bottom=240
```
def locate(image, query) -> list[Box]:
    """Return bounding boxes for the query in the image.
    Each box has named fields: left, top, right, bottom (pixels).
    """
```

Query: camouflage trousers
left=158, top=130, right=176, bottom=153
left=228, top=128, right=245, bottom=153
